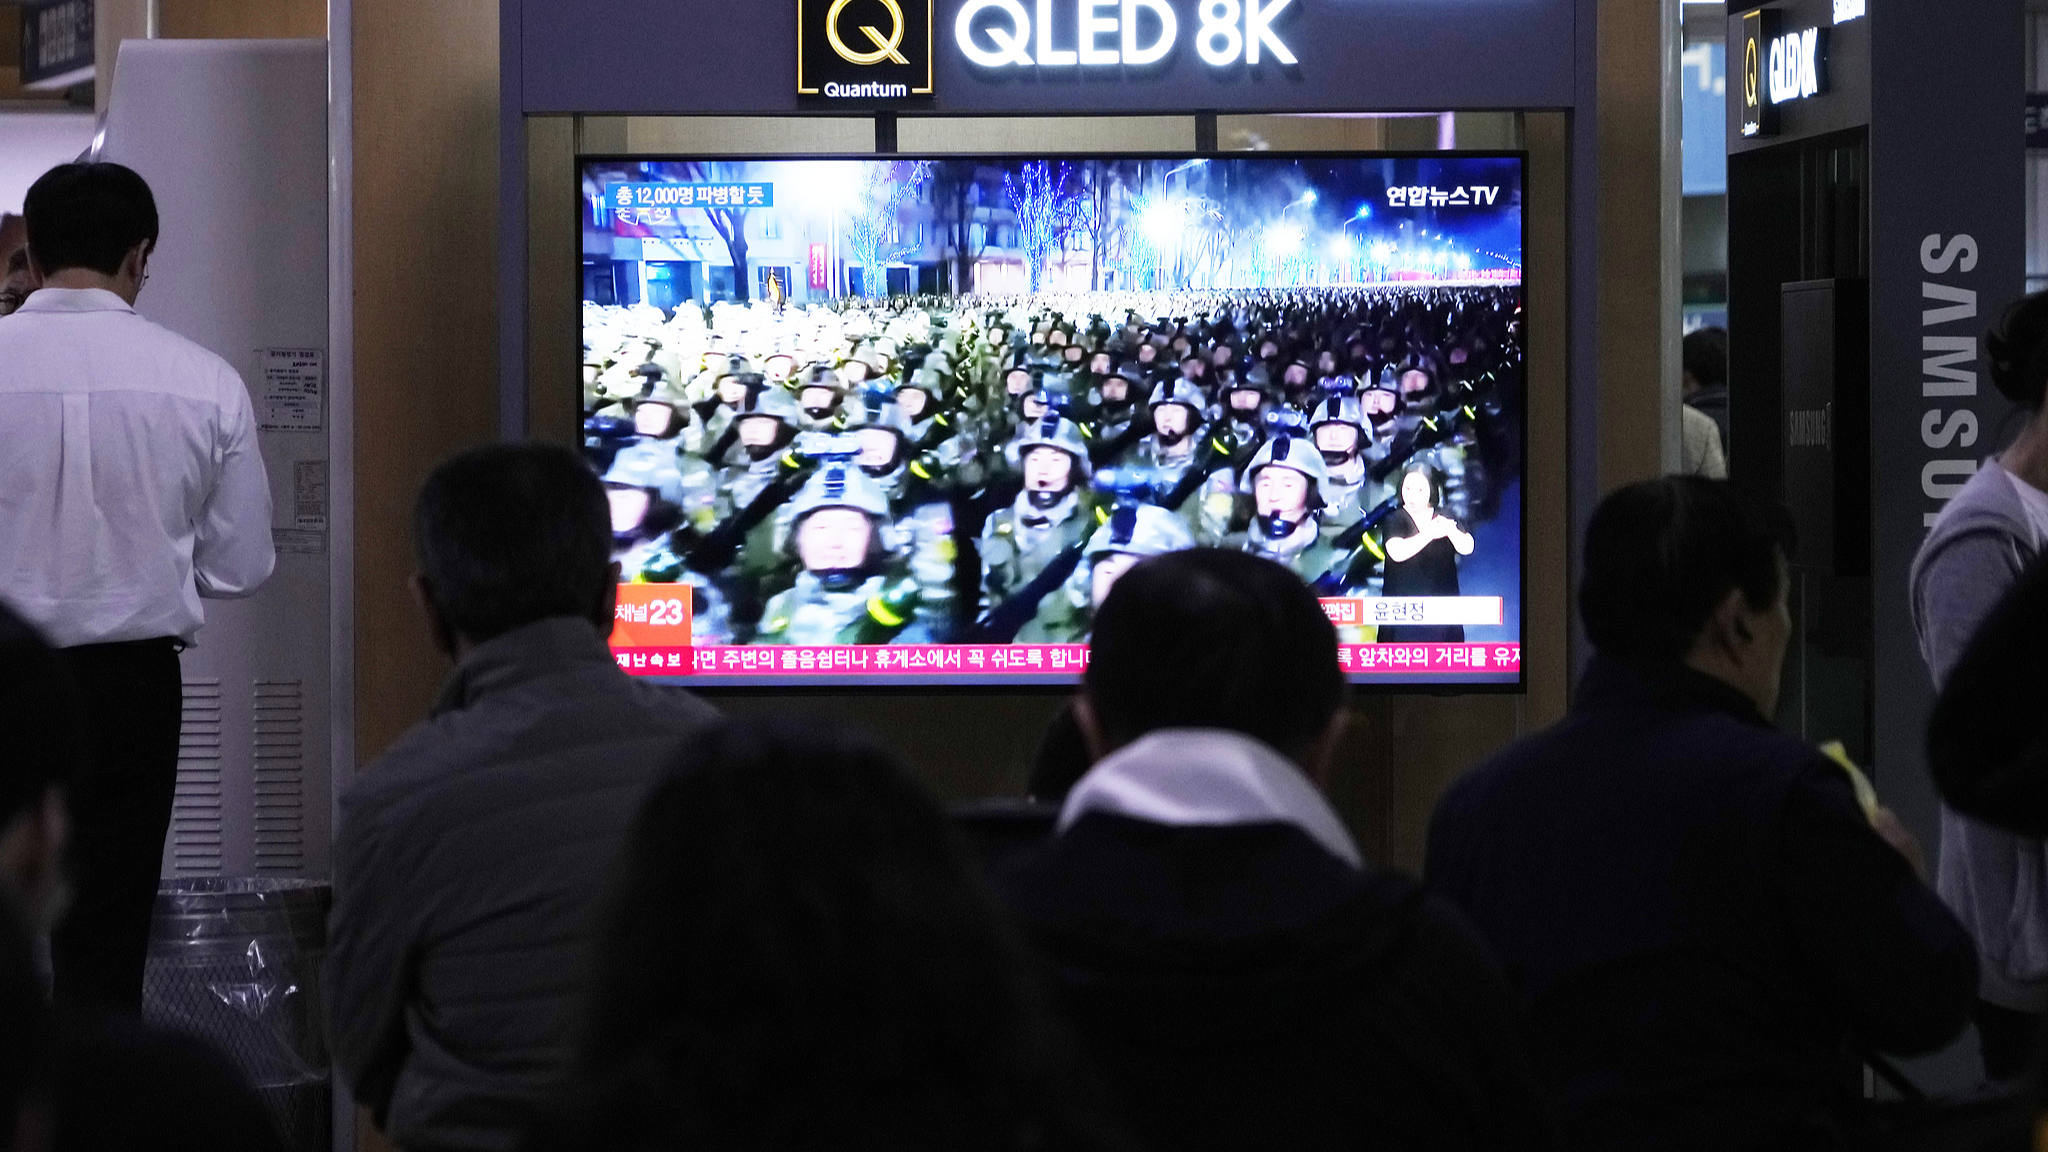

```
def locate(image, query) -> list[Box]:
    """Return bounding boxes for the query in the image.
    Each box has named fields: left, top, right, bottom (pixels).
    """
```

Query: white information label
left=1359, top=597, right=1505, bottom=628
left=258, top=347, right=325, bottom=432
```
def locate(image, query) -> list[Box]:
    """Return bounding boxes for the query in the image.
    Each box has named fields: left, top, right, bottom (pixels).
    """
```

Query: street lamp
left=1341, top=210, right=1372, bottom=282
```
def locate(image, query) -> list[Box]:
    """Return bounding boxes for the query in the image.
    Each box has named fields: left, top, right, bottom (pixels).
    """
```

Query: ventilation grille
left=172, top=678, right=224, bottom=875
left=253, top=680, right=305, bottom=873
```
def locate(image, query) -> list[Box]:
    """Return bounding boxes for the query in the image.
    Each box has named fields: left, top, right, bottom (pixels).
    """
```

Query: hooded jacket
left=996, top=729, right=1553, bottom=1152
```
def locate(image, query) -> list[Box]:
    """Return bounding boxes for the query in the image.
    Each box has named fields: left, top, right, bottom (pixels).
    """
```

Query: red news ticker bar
left=1341, top=643, right=1520, bottom=674
left=613, top=642, right=1521, bottom=678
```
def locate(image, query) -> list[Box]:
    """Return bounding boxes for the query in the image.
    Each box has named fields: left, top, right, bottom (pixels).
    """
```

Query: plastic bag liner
left=145, top=878, right=331, bottom=1152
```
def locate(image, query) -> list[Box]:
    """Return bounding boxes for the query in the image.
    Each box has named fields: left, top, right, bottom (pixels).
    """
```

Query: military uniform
left=1019, top=503, right=1196, bottom=643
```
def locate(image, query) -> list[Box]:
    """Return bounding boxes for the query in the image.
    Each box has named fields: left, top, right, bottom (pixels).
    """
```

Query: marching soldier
left=982, top=415, right=1098, bottom=609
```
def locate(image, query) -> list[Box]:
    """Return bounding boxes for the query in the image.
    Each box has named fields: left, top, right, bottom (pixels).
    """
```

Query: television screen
left=580, top=152, right=1525, bottom=687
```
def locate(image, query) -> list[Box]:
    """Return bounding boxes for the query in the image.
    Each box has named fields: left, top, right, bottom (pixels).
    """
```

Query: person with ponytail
left=1908, top=287, right=2048, bottom=1081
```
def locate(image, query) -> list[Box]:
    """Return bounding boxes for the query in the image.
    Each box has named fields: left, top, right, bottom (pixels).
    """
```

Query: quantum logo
left=1739, top=8, right=1774, bottom=138
left=799, top=0, right=933, bottom=99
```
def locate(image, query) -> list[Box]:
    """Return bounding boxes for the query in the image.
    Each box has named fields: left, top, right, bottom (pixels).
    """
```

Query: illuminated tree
left=846, top=160, right=933, bottom=297
left=1003, top=161, right=1084, bottom=293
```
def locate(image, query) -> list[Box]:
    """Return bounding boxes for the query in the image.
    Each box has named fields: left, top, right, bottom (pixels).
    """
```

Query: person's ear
left=1703, top=586, right=1749, bottom=658
left=1072, top=694, right=1112, bottom=762
left=1302, top=709, right=1349, bottom=788
left=122, top=240, right=150, bottom=284
left=410, top=572, right=459, bottom=659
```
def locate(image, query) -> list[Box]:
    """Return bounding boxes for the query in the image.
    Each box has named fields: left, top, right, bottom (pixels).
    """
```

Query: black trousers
left=48, top=637, right=182, bottom=1015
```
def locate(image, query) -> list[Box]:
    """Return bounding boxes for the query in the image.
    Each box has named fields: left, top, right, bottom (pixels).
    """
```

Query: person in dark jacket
left=996, top=548, right=1554, bottom=1152
left=0, top=601, right=284, bottom=1152
left=326, top=444, right=719, bottom=1152
left=1428, top=477, right=1977, bottom=1152
left=1683, top=325, right=1730, bottom=451
left=528, top=717, right=1126, bottom=1152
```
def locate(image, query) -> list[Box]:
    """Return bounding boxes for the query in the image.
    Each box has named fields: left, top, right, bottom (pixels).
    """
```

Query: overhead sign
left=954, top=0, right=1298, bottom=70
left=1766, top=25, right=1828, bottom=106
left=799, top=0, right=936, bottom=101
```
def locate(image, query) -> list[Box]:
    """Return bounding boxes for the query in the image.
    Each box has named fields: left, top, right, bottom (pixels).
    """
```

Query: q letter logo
left=829, top=0, right=909, bottom=64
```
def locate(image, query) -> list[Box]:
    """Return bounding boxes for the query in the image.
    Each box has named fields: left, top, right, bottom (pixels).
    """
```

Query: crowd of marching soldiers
left=582, top=283, right=1523, bottom=647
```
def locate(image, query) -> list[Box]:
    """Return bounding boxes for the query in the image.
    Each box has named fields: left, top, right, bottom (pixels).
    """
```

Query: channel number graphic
left=829, top=0, right=910, bottom=65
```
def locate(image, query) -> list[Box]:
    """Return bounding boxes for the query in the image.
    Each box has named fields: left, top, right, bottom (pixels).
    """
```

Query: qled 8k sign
left=954, top=0, right=1299, bottom=70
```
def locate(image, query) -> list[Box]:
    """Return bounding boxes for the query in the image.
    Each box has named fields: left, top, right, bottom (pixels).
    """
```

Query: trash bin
left=144, top=878, right=331, bottom=1152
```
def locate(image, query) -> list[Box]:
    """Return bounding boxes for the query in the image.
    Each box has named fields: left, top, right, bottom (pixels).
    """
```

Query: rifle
left=959, top=540, right=1088, bottom=645
left=1089, top=412, right=1151, bottom=468
left=1158, top=434, right=1241, bottom=513
left=684, top=467, right=805, bottom=574
left=1310, top=496, right=1402, bottom=595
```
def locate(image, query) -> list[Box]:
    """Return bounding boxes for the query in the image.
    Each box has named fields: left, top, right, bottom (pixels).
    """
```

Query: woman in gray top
left=1909, top=289, right=2048, bottom=1079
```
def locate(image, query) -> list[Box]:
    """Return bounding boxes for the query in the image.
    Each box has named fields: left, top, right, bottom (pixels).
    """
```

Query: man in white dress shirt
left=0, top=162, right=274, bottom=1013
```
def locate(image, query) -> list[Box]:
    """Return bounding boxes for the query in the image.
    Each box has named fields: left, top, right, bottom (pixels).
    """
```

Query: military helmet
left=1085, top=503, right=1196, bottom=563
left=902, top=366, right=947, bottom=397
left=1243, top=433, right=1331, bottom=490
left=601, top=439, right=686, bottom=505
left=840, top=392, right=915, bottom=437
left=1010, top=414, right=1090, bottom=469
left=736, top=382, right=801, bottom=425
left=1364, top=363, right=1401, bottom=397
left=1147, top=378, right=1206, bottom=417
left=637, top=371, right=691, bottom=411
left=788, top=462, right=892, bottom=522
left=1310, top=393, right=1366, bottom=431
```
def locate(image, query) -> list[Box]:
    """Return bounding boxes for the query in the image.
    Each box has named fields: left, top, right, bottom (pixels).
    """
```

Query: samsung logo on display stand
left=1832, top=0, right=1864, bottom=23
left=954, top=0, right=1299, bottom=69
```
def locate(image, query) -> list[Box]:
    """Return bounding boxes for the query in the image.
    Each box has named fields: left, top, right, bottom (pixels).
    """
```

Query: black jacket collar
left=1573, top=656, right=1770, bottom=728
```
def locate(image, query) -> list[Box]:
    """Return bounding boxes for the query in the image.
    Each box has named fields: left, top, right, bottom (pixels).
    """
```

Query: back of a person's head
left=562, top=717, right=1108, bottom=1152
left=1682, top=326, right=1728, bottom=391
left=1986, top=289, right=2048, bottom=409
left=0, top=602, right=80, bottom=834
left=413, top=442, right=612, bottom=644
left=1579, top=477, right=1791, bottom=663
left=22, top=163, right=159, bottom=276
left=1084, top=548, right=1345, bottom=757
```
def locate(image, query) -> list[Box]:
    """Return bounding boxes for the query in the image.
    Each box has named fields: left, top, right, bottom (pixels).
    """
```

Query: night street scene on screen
left=581, top=154, right=1525, bottom=683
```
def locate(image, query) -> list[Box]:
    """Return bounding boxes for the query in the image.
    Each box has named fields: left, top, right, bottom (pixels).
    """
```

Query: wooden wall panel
left=1524, top=110, right=1571, bottom=730
left=158, top=0, right=325, bottom=39
left=1597, top=0, right=1679, bottom=487
left=351, top=0, right=499, bottom=764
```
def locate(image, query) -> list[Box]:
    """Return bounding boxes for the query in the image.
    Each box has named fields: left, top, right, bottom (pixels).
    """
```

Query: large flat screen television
left=580, top=151, right=1526, bottom=688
